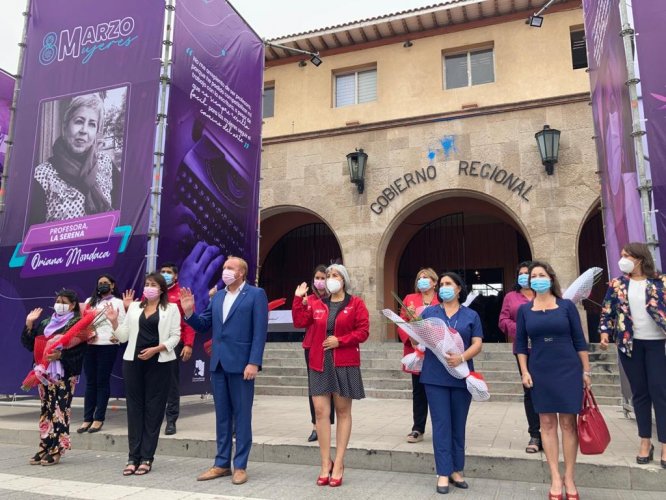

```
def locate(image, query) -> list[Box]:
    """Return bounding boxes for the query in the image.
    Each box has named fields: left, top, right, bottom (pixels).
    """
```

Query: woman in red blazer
left=398, top=267, right=439, bottom=443
left=292, top=264, right=369, bottom=488
left=298, top=265, right=334, bottom=442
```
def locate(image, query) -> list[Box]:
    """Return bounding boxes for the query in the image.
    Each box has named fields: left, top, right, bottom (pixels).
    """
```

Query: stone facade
left=260, top=99, right=601, bottom=341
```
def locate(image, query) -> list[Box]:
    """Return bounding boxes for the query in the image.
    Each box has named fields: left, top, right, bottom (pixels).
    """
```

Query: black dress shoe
left=307, top=430, right=318, bottom=442
left=436, top=485, right=449, bottom=494
left=661, top=459, right=666, bottom=469
left=449, top=476, right=469, bottom=489
left=636, top=444, right=654, bottom=464
left=165, top=422, right=176, bottom=435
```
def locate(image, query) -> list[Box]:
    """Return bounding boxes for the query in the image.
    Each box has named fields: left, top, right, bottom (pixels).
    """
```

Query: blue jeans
left=83, top=344, right=119, bottom=422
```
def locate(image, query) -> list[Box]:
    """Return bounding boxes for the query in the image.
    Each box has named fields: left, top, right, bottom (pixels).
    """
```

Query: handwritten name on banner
left=189, top=56, right=253, bottom=146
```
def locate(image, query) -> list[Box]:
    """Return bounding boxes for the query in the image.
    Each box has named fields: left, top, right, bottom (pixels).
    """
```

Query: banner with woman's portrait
left=0, top=0, right=165, bottom=393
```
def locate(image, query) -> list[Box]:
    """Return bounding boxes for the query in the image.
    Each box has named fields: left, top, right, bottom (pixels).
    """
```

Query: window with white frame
left=444, top=48, right=494, bottom=89
left=335, top=68, right=377, bottom=107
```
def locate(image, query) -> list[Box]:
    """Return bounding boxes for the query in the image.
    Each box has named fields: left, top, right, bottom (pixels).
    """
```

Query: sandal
left=29, top=447, right=48, bottom=465
left=134, top=460, right=152, bottom=476
left=123, top=462, right=137, bottom=476
left=526, top=436, right=542, bottom=454
left=40, top=452, right=61, bottom=466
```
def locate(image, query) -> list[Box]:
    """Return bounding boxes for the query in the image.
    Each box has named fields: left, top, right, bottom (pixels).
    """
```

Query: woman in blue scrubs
left=420, top=272, right=483, bottom=494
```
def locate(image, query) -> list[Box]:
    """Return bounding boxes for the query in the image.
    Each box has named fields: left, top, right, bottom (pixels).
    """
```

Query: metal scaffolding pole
left=0, top=0, right=31, bottom=213
left=146, top=0, right=175, bottom=273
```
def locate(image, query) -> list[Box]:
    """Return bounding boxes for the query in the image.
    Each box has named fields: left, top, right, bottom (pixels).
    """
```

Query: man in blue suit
left=180, top=256, right=268, bottom=485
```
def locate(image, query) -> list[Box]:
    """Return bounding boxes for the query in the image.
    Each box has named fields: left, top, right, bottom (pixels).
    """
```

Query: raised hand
left=295, top=282, right=309, bottom=298
left=122, top=290, right=135, bottom=310
left=104, top=303, right=119, bottom=324
left=179, top=287, right=195, bottom=317
left=25, top=308, right=43, bottom=329
left=208, top=285, right=218, bottom=299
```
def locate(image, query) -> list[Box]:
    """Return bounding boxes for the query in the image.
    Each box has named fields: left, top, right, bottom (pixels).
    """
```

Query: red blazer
left=398, top=292, right=439, bottom=374
left=298, top=293, right=326, bottom=349
left=292, top=294, right=369, bottom=372
left=167, top=283, right=196, bottom=346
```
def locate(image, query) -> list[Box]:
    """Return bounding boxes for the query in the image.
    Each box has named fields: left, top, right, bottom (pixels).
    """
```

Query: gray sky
left=0, top=0, right=436, bottom=73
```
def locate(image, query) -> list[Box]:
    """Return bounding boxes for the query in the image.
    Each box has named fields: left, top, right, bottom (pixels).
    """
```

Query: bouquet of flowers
left=383, top=309, right=490, bottom=401
left=21, top=309, right=105, bottom=391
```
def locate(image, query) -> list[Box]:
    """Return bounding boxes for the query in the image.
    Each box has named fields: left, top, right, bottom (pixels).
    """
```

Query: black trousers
left=83, top=344, right=119, bottom=422
left=123, top=357, right=173, bottom=463
left=165, top=343, right=182, bottom=424
left=515, top=355, right=541, bottom=438
left=304, top=349, right=334, bottom=425
left=619, top=339, right=666, bottom=443
left=411, top=373, right=428, bottom=434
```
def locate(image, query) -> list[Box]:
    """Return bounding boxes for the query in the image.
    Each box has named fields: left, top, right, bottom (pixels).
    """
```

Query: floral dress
left=22, top=317, right=87, bottom=456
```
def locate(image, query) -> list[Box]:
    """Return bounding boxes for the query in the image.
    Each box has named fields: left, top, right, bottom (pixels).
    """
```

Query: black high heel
left=636, top=444, right=654, bottom=464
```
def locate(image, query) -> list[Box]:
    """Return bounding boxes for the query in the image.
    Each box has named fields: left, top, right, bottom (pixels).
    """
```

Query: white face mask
left=326, top=278, right=342, bottom=294
left=618, top=257, right=635, bottom=274
left=54, top=303, right=70, bottom=316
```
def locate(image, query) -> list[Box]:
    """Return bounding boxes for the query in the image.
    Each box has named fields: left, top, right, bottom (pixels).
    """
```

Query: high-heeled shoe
left=636, top=444, right=654, bottom=464
left=40, top=452, right=61, bottom=466
left=566, top=491, right=580, bottom=500
left=548, top=482, right=564, bottom=500
left=29, top=447, right=47, bottom=465
left=316, top=461, right=334, bottom=486
left=329, top=465, right=344, bottom=487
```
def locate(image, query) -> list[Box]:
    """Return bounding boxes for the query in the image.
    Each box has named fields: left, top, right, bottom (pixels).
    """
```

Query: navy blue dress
left=515, top=298, right=588, bottom=414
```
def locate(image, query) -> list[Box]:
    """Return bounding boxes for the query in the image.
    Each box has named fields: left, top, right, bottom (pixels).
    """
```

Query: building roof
left=265, top=0, right=573, bottom=63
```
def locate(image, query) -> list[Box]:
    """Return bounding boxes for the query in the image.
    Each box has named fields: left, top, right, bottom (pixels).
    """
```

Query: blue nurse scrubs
left=420, top=304, right=483, bottom=476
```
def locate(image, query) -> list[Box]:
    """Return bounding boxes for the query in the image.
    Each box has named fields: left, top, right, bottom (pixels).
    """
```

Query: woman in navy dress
left=515, top=261, right=591, bottom=500
left=420, top=272, right=483, bottom=495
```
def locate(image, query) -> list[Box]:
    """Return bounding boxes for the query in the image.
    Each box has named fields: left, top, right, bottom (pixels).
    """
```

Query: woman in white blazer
left=105, top=272, right=180, bottom=476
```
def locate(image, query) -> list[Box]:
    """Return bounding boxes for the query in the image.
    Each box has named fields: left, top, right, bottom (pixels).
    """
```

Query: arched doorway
left=577, top=202, right=606, bottom=342
left=259, top=209, right=342, bottom=312
left=384, top=195, right=532, bottom=343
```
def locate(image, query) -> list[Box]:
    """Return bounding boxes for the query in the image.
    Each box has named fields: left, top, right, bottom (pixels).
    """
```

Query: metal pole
left=0, top=0, right=31, bottom=213
left=146, top=0, right=175, bottom=273
left=619, top=0, right=658, bottom=256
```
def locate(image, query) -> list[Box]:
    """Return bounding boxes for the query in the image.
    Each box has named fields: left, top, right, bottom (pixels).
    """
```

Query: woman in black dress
left=515, top=261, right=591, bottom=500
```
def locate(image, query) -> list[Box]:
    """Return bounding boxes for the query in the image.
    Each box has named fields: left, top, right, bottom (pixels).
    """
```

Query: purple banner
left=0, top=69, right=13, bottom=185
left=0, top=0, right=165, bottom=394
left=583, top=0, right=645, bottom=278
left=632, top=2, right=666, bottom=267
left=158, top=0, right=264, bottom=394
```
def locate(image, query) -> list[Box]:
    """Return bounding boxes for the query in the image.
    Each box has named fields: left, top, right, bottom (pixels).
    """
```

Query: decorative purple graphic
left=158, top=0, right=264, bottom=394
left=0, top=69, right=13, bottom=184
left=583, top=0, right=645, bottom=278
left=632, top=2, right=666, bottom=268
left=0, top=0, right=164, bottom=394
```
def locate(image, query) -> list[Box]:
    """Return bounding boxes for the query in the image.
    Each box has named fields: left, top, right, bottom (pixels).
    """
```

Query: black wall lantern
left=534, top=125, right=561, bottom=175
left=347, top=148, right=368, bottom=193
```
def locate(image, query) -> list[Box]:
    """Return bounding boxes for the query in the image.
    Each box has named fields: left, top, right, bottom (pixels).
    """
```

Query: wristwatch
left=583, top=371, right=592, bottom=377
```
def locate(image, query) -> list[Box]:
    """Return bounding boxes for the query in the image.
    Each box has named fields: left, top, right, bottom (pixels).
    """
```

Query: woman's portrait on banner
left=28, top=86, right=127, bottom=225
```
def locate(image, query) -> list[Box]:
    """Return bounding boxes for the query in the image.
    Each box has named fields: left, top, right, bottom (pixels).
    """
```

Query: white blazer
left=114, top=302, right=181, bottom=362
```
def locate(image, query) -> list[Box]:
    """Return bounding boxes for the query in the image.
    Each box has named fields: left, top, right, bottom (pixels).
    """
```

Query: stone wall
left=260, top=100, right=600, bottom=340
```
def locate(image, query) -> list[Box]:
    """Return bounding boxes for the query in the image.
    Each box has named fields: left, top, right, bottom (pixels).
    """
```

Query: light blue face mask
left=517, top=273, right=529, bottom=288
left=161, top=273, right=174, bottom=286
left=531, top=277, right=551, bottom=294
left=417, top=278, right=431, bottom=292
left=439, top=286, right=456, bottom=302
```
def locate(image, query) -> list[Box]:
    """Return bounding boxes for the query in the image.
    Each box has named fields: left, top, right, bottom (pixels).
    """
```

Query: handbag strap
left=583, top=387, right=598, bottom=409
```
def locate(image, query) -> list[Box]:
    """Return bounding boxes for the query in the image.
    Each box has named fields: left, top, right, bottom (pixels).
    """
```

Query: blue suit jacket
left=186, top=283, right=268, bottom=373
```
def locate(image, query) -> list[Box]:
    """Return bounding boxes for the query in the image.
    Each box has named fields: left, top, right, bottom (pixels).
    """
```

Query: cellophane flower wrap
left=383, top=309, right=490, bottom=401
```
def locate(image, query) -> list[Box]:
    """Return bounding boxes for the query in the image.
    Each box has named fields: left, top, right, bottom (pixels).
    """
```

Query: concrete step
left=260, top=367, right=622, bottom=385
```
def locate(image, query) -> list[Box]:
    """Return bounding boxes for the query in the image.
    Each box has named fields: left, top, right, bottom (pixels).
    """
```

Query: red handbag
left=578, top=387, right=611, bottom=455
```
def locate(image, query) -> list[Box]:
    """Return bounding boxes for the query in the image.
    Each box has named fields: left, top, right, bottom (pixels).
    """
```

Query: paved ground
left=0, top=443, right=661, bottom=500
left=1, top=395, right=664, bottom=493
